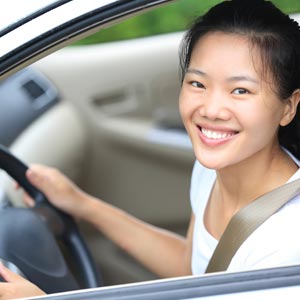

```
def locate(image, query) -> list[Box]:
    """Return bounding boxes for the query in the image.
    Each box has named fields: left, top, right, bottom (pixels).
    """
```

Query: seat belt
left=205, top=178, right=300, bottom=273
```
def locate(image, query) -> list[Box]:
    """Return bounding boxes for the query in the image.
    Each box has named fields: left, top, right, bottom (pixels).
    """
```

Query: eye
left=232, top=88, right=250, bottom=95
left=191, top=81, right=205, bottom=89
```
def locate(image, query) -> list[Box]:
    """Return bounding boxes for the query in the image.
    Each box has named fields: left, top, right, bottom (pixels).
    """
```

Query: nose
left=198, top=91, right=232, bottom=121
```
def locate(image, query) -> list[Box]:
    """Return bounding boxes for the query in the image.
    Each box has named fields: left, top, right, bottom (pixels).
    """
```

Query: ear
left=280, top=89, right=300, bottom=126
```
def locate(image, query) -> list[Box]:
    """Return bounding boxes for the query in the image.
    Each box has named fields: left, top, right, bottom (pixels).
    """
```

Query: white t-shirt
left=190, top=153, right=300, bottom=274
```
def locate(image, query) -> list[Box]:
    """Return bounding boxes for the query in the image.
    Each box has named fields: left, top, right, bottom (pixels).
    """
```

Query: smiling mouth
left=199, top=127, right=237, bottom=140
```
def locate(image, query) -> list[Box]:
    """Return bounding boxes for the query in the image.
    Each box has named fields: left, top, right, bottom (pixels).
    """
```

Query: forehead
left=191, top=32, right=253, bottom=62
left=189, top=31, right=267, bottom=79
left=188, top=31, right=274, bottom=84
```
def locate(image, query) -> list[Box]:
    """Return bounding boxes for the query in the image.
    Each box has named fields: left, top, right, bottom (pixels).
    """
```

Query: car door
left=13, top=265, right=300, bottom=300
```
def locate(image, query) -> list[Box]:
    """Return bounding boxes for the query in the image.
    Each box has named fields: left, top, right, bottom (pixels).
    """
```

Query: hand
left=25, top=164, right=91, bottom=219
left=0, top=263, right=45, bottom=299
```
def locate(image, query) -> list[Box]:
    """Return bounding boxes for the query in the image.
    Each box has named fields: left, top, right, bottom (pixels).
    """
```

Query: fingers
left=0, top=263, right=46, bottom=299
left=14, top=164, right=51, bottom=206
left=24, top=164, right=82, bottom=216
left=26, top=164, right=60, bottom=195
left=23, top=192, right=35, bottom=207
left=0, top=263, right=22, bottom=283
left=9, top=164, right=49, bottom=208
left=26, top=165, right=48, bottom=189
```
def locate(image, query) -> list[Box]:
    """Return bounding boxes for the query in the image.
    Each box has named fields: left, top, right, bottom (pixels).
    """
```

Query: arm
left=84, top=200, right=195, bottom=277
left=26, top=165, right=194, bottom=278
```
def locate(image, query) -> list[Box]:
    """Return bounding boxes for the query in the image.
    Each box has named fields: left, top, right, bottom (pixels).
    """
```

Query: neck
left=215, top=144, right=298, bottom=211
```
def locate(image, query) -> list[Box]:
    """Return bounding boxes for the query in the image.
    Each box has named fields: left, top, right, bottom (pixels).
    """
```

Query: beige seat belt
left=205, top=178, right=300, bottom=273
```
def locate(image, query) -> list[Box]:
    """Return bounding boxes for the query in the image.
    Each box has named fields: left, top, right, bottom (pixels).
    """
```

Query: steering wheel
left=0, top=145, right=101, bottom=293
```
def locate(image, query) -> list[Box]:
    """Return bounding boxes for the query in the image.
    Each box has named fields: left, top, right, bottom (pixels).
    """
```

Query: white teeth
left=201, top=128, right=235, bottom=140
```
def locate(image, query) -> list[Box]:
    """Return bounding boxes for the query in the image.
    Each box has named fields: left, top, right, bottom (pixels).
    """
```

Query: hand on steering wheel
left=0, top=145, right=101, bottom=293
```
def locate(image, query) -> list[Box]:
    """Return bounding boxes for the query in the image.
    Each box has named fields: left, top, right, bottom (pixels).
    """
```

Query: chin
left=196, top=156, right=226, bottom=170
left=193, top=137, right=246, bottom=170
left=194, top=146, right=238, bottom=170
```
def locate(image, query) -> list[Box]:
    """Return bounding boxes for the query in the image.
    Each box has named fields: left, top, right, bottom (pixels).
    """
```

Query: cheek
left=240, top=103, right=283, bottom=136
left=179, top=87, right=199, bottom=120
left=179, top=90, right=190, bottom=121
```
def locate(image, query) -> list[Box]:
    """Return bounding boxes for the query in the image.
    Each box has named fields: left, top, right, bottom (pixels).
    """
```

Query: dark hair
left=180, top=0, right=300, bottom=158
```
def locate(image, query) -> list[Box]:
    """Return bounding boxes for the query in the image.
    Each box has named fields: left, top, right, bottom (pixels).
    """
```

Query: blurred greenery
left=74, top=0, right=300, bottom=46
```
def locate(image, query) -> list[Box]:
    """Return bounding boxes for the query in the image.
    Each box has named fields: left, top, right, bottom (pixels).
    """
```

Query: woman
left=0, top=0, right=300, bottom=298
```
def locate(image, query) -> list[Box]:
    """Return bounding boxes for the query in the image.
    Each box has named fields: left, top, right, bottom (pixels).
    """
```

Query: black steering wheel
left=0, top=145, right=101, bottom=293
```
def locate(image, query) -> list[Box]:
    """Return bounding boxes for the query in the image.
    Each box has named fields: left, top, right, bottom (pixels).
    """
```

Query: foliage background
left=75, top=0, right=300, bottom=45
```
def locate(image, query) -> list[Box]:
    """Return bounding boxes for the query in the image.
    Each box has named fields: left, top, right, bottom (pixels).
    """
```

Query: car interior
left=0, top=27, right=194, bottom=286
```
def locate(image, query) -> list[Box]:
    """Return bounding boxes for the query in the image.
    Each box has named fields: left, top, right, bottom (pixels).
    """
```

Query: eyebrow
left=186, top=68, right=259, bottom=85
left=186, top=68, right=206, bottom=76
left=227, top=75, right=259, bottom=85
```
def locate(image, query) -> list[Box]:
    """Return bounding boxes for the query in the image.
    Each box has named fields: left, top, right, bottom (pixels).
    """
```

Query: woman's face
left=179, top=32, right=290, bottom=170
